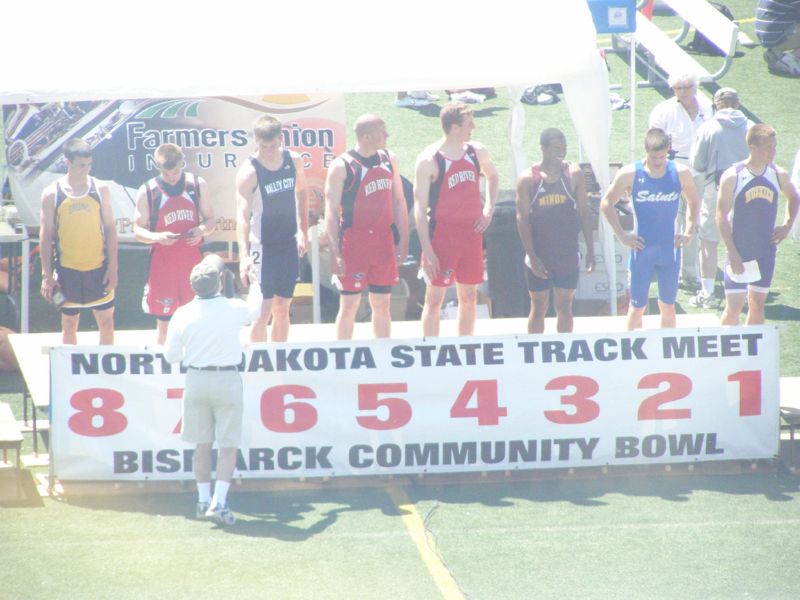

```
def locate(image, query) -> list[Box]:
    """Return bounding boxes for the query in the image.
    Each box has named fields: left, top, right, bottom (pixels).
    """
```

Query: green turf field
left=3, top=2, right=800, bottom=598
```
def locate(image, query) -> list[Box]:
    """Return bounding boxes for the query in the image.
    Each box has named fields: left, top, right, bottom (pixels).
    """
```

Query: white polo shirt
left=164, top=283, right=262, bottom=368
left=649, top=96, right=712, bottom=165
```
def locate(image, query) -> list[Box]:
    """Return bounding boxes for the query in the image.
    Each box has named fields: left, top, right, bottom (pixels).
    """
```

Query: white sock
left=212, top=480, right=230, bottom=507
left=701, top=278, right=715, bottom=296
left=197, top=482, right=212, bottom=503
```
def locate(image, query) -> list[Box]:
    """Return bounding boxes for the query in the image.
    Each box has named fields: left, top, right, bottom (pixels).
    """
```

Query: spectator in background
left=717, top=125, right=800, bottom=326
left=134, top=143, right=215, bottom=345
left=756, top=0, right=800, bottom=77
left=164, top=255, right=262, bottom=525
left=324, top=114, right=409, bottom=340
left=415, top=101, right=499, bottom=337
left=515, top=128, right=594, bottom=334
left=688, top=88, right=751, bottom=309
left=600, top=128, right=699, bottom=331
left=649, top=72, right=712, bottom=291
left=39, top=139, right=117, bottom=344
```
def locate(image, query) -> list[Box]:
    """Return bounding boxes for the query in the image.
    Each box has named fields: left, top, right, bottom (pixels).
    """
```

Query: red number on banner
left=543, top=376, right=600, bottom=424
left=450, top=380, right=507, bottom=425
left=637, top=372, right=692, bottom=420
left=260, top=385, right=317, bottom=433
left=728, top=370, right=762, bottom=416
left=356, top=383, right=412, bottom=430
left=167, top=388, right=183, bottom=434
left=67, top=388, right=128, bottom=437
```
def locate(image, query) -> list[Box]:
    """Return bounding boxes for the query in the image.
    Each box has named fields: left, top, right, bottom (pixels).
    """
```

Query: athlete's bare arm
left=324, top=157, right=347, bottom=276
left=676, top=163, right=700, bottom=248
left=414, top=150, right=441, bottom=280
left=715, top=168, right=742, bottom=273
left=389, top=151, right=409, bottom=263
left=185, top=177, right=215, bottom=247
left=472, top=142, right=499, bottom=233
left=291, top=151, right=310, bottom=256
left=98, top=181, right=118, bottom=292
left=570, top=163, right=595, bottom=273
left=600, top=165, right=643, bottom=250
left=132, top=184, right=179, bottom=246
left=773, top=167, right=800, bottom=244
left=39, top=183, right=57, bottom=302
left=236, top=162, right=258, bottom=285
left=515, top=172, right=547, bottom=279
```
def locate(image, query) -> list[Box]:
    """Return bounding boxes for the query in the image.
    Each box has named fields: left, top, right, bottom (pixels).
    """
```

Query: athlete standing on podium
left=601, top=128, right=700, bottom=330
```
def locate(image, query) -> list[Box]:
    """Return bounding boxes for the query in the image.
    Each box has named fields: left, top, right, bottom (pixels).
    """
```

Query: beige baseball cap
left=190, top=255, right=222, bottom=297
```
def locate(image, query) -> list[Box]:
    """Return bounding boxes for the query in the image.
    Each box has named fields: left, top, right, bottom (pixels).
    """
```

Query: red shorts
left=144, top=246, right=201, bottom=317
left=337, top=228, right=398, bottom=293
left=427, top=224, right=484, bottom=286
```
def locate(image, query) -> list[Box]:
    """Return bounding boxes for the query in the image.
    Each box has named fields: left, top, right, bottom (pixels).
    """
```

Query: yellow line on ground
left=386, top=486, right=465, bottom=600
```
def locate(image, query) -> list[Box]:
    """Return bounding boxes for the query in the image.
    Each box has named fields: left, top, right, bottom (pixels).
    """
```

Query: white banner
left=50, top=326, right=780, bottom=481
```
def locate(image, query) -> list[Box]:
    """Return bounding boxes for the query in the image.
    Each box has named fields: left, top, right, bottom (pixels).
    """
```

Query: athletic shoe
left=409, top=91, right=439, bottom=101
left=688, top=292, right=721, bottom=309
left=679, top=277, right=700, bottom=292
left=195, top=501, right=210, bottom=519
left=450, top=91, right=486, bottom=104
left=395, top=95, right=430, bottom=108
left=764, top=49, right=800, bottom=77
left=205, top=503, right=236, bottom=525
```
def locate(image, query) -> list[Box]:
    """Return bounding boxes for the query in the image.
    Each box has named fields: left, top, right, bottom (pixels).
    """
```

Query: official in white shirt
left=164, top=254, right=261, bottom=525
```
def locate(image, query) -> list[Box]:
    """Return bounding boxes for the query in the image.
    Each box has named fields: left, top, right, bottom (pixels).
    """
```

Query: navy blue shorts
left=258, top=242, right=299, bottom=299
left=526, top=268, right=579, bottom=292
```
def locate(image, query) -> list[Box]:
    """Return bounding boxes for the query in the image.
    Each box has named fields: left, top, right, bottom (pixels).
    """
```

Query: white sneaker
left=765, top=49, right=800, bottom=77
left=450, top=91, right=486, bottom=104
left=395, top=95, right=430, bottom=108
left=205, top=503, right=236, bottom=525
left=409, top=91, right=439, bottom=101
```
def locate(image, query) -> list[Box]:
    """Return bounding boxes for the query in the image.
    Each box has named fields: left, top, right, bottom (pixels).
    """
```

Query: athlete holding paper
left=717, top=124, right=800, bottom=325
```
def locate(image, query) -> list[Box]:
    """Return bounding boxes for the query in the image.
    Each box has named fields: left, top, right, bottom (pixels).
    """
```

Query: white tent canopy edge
left=1, top=0, right=615, bottom=311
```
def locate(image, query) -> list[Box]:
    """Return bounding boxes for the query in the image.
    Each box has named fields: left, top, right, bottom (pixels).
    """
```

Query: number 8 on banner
left=67, top=388, right=128, bottom=437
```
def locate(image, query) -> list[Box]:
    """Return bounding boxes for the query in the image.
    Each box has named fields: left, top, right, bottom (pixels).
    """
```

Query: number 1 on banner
left=728, top=370, right=762, bottom=416
left=450, top=380, right=507, bottom=425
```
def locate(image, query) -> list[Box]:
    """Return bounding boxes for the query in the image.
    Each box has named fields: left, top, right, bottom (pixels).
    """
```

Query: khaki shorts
left=181, top=369, right=243, bottom=448
left=698, top=182, right=720, bottom=243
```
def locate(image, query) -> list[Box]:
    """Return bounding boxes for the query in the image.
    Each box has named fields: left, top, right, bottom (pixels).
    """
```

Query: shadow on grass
left=60, top=470, right=800, bottom=539
left=0, top=469, right=45, bottom=508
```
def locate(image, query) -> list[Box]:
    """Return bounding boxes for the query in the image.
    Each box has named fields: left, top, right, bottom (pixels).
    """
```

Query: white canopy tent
left=1, top=0, right=617, bottom=324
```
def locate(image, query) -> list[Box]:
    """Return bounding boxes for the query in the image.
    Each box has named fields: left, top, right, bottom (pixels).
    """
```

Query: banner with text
left=50, top=326, right=779, bottom=481
left=4, top=94, right=345, bottom=239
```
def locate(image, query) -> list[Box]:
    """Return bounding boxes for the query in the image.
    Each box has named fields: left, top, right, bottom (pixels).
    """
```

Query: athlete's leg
left=553, top=287, right=577, bottom=333
left=455, top=282, right=478, bottom=336
left=156, top=319, right=170, bottom=346
left=368, top=292, right=392, bottom=338
left=270, top=296, right=292, bottom=342
left=658, top=301, right=677, bottom=328
left=61, top=312, right=80, bottom=345
left=720, top=291, right=747, bottom=325
left=528, top=290, right=550, bottom=334
left=250, top=298, right=273, bottom=342
left=336, top=292, right=362, bottom=340
left=93, top=306, right=115, bottom=345
left=422, top=285, right=447, bottom=337
left=626, top=305, right=646, bottom=331
left=744, top=289, right=768, bottom=325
